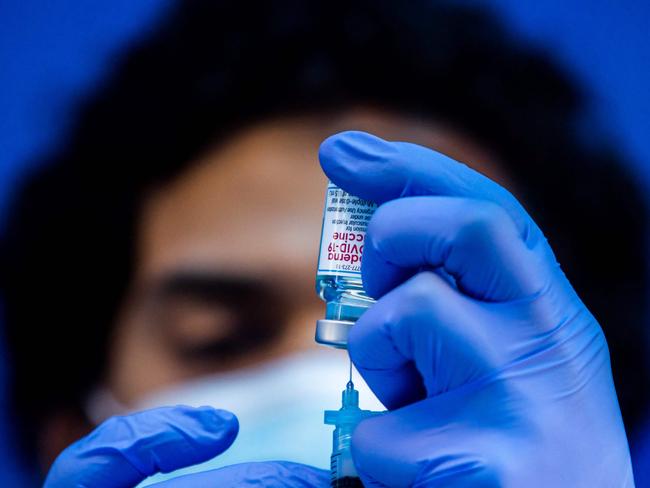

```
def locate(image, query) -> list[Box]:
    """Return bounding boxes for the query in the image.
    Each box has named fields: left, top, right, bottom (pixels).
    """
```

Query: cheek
left=106, top=304, right=189, bottom=405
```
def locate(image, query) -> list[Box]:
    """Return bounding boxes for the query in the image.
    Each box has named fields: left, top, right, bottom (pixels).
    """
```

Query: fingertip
left=350, top=413, right=408, bottom=487
left=347, top=302, right=389, bottom=369
left=348, top=300, right=426, bottom=410
left=350, top=413, right=382, bottom=461
left=195, top=406, right=239, bottom=443
left=319, top=130, right=384, bottom=165
left=319, top=131, right=398, bottom=200
left=136, top=405, right=239, bottom=471
left=319, top=130, right=366, bottom=174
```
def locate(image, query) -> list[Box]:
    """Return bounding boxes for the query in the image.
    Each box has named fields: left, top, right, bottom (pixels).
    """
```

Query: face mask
left=85, top=348, right=384, bottom=486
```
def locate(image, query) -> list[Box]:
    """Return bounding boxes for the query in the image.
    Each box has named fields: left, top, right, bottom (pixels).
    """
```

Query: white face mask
left=85, top=348, right=384, bottom=486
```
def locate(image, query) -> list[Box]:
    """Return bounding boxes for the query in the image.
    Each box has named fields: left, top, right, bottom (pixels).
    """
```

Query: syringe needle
left=347, top=359, right=353, bottom=389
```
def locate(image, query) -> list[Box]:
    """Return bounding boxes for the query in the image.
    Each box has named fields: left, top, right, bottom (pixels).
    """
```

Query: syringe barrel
left=330, top=450, right=364, bottom=487
left=330, top=439, right=361, bottom=486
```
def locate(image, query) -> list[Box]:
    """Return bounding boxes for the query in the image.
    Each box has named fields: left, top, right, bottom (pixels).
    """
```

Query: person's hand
left=44, top=405, right=328, bottom=487
left=320, top=131, right=634, bottom=487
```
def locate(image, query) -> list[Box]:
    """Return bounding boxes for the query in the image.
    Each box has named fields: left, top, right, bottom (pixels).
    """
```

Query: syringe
left=324, top=375, right=383, bottom=487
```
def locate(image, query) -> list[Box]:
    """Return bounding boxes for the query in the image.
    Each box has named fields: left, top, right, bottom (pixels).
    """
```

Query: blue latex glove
left=44, top=405, right=328, bottom=487
left=320, top=131, right=634, bottom=487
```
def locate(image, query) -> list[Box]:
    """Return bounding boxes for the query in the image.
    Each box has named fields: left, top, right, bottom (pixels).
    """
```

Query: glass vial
left=315, top=181, right=377, bottom=348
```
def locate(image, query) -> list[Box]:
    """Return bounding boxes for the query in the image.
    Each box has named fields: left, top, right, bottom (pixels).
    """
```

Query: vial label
left=317, top=182, right=377, bottom=277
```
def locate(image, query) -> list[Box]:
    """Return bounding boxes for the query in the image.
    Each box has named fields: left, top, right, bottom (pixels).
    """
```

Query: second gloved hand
left=44, top=405, right=328, bottom=488
left=320, top=131, right=634, bottom=487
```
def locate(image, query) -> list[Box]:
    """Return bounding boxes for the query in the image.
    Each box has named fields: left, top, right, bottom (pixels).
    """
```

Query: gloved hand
left=44, top=405, right=328, bottom=487
left=320, top=131, right=634, bottom=487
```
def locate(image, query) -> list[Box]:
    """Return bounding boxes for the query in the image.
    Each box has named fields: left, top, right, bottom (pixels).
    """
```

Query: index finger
left=318, top=130, right=537, bottom=241
left=44, top=406, right=239, bottom=488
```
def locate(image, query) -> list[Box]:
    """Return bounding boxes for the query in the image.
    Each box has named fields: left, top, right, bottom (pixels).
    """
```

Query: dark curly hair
left=1, top=0, right=647, bottom=467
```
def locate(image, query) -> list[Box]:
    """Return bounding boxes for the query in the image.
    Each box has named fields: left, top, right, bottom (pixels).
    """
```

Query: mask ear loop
left=83, top=386, right=132, bottom=426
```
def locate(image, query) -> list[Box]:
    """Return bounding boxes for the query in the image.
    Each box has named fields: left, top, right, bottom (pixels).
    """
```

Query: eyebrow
left=151, top=271, right=276, bottom=303
left=146, top=271, right=289, bottom=356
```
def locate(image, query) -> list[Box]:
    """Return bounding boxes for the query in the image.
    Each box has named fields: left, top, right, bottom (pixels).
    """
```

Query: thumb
left=44, top=405, right=239, bottom=488
left=149, top=461, right=329, bottom=487
left=351, top=389, right=509, bottom=488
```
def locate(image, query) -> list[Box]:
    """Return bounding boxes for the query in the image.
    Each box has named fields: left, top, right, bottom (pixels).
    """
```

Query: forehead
left=138, top=119, right=328, bottom=286
left=136, top=110, right=502, bottom=287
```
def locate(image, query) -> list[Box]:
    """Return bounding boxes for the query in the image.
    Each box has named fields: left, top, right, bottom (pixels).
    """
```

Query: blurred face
left=106, top=108, right=505, bottom=405
left=38, top=109, right=506, bottom=468
left=42, top=109, right=506, bottom=466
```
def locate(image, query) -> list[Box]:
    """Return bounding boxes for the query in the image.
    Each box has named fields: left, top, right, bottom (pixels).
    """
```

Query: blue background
left=1, top=0, right=649, bottom=484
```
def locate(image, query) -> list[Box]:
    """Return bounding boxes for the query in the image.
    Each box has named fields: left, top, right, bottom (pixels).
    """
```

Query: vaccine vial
left=315, top=181, right=377, bottom=348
